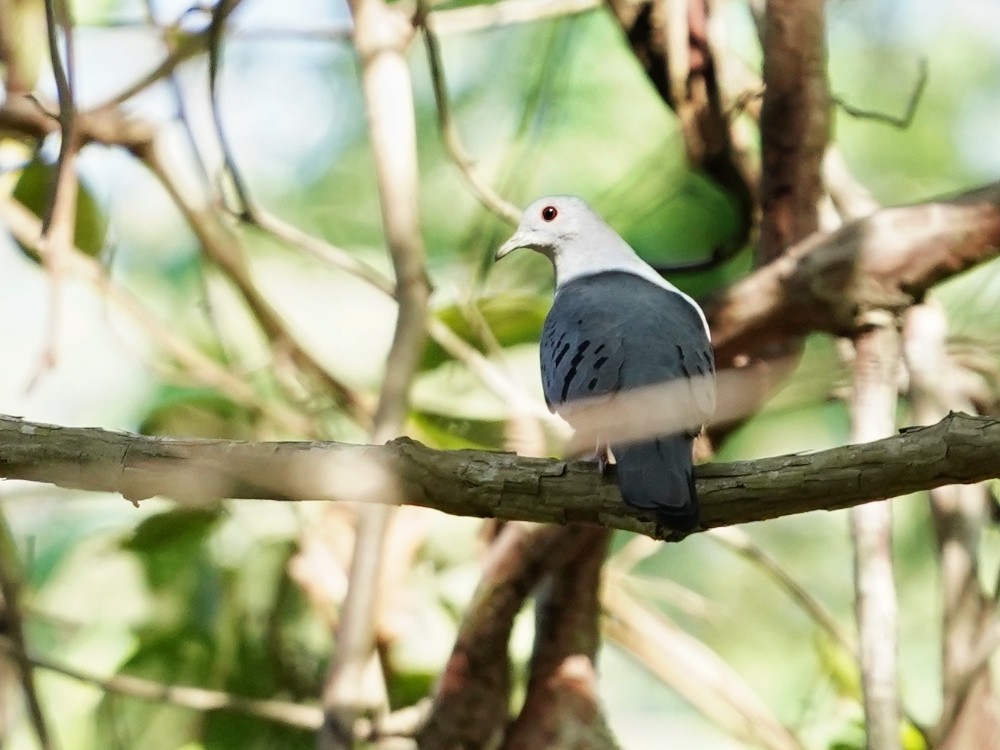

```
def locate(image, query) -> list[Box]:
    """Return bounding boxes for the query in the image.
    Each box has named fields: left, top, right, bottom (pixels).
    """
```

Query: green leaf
left=140, top=386, right=258, bottom=440
left=815, top=631, right=861, bottom=700
left=122, top=508, right=222, bottom=594
left=202, top=711, right=314, bottom=750
left=11, top=156, right=108, bottom=261
left=95, top=631, right=214, bottom=750
left=411, top=410, right=506, bottom=450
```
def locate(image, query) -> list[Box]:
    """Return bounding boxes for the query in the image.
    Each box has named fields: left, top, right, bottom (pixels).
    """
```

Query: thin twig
left=207, top=0, right=256, bottom=219
left=79, top=0, right=601, bottom=38
left=0, top=194, right=312, bottom=437
left=96, top=0, right=248, bottom=108
left=0, top=633, right=429, bottom=739
left=602, top=585, right=805, bottom=750
left=416, top=0, right=522, bottom=226
left=136, top=140, right=374, bottom=427
left=137, top=0, right=215, bottom=199
left=40, top=0, right=75, bottom=237
left=33, top=0, right=79, bottom=384
left=0, top=512, right=55, bottom=750
left=708, top=527, right=853, bottom=653
left=429, top=0, right=599, bottom=35
left=0, top=634, right=321, bottom=729
left=834, top=59, right=928, bottom=129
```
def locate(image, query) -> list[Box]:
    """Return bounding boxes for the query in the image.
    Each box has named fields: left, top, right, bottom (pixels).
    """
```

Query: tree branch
left=757, top=0, right=830, bottom=262
left=417, top=1, right=522, bottom=226
left=849, top=315, right=902, bottom=750
left=417, top=523, right=591, bottom=749
left=0, top=412, right=997, bottom=540
left=503, top=527, right=618, bottom=750
left=606, top=0, right=757, bottom=249
left=321, top=0, right=431, bottom=742
left=0, top=516, right=55, bottom=750
left=905, top=304, right=1000, bottom=748
left=704, top=181, right=1000, bottom=366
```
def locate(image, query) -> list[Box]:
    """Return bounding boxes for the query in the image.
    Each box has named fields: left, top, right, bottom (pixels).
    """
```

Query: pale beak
left=495, top=232, right=529, bottom=261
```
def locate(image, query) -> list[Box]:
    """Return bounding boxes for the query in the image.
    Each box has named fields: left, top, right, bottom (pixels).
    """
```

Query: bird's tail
left=613, top=435, right=699, bottom=532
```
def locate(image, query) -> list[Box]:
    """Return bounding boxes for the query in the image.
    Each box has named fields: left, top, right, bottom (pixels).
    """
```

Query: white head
left=495, top=195, right=711, bottom=337
left=495, top=196, right=643, bottom=288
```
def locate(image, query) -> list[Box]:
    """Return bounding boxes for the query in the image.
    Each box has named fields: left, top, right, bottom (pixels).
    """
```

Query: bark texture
left=1, top=412, right=998, bottom=540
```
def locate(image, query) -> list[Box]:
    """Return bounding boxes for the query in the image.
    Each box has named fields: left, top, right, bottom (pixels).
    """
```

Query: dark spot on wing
left=593, top=356, right=608, bottom=370
left=553, top=342, right=571, bottom=367
left=560, top=341, right=592, bottom=402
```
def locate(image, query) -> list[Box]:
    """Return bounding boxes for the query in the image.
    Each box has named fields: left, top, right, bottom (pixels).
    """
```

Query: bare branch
left=206, top=0, right=256, bottom=219
left=503, top=528, right=617, bottom=750
left=708, top=527, right=852, bottom=653
left=0, top=517, right=55, bottom=750
left=905, top=304, right=1000, bottom=748
left=606, top=0, right=757, bottom=248
left=0, top=194, right=312, bottom=436
left=417, top=1, right=522, bottom=226
left=428, top=0, right=599, bottom=35
left=2, top=412, right=1000, bottom=540
left=321, top=0, right=431, bottom=741
left=705, top=181, right=1000, bottom=366
left=34, top=0, right=80, bottom=381
left=418, top=524, right=593, bottom=749
left=602, top=585, right=805, bottom=750
left=96, top=0, right=248, bottom=108
left=136, top=140, right=374, bottom=428
left=244, top=209, right=556, bottom=423
left=849, top=314, right=902, bottom=750
left=834, top=59, right=928, bottom=129
left=757, top=0, right=830, bottom=262
left=0, top=635, right=322, bottom=730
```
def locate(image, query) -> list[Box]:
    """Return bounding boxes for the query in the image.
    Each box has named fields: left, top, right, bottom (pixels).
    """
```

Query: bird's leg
left=593, top=440, right=613, bottom=476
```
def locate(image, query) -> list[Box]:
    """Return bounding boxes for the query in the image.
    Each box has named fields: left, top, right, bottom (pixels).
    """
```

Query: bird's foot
left=592, top=442, right=613, bottom=476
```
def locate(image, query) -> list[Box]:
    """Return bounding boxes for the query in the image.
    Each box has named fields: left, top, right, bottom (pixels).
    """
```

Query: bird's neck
left=553, top=248, right=712, bottom=340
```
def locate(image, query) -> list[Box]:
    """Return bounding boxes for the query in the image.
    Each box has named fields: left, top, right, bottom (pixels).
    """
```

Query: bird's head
left=494, top=195, right=640, bottom=287
left=494, top=196, right=593, bottom=263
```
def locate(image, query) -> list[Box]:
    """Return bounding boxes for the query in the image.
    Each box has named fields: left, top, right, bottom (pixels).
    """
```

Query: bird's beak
left=494, top=231, right=529, bottom=262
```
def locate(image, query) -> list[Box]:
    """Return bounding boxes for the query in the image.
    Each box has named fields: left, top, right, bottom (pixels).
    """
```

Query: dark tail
left=613, top=435, right=699, bottom=532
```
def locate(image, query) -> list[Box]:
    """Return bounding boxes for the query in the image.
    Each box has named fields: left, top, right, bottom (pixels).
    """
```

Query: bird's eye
left=541, top=205, right=558, bottom=222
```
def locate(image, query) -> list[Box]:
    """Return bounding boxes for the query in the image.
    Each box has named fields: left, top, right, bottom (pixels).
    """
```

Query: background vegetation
left=1, top=0, right=1000, bottom=748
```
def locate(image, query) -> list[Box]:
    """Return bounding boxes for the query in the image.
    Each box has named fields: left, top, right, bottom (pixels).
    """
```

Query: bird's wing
left=541, top=272, right=715, bottom=426
left=620, top=286, right=716, bottom=425
left=540, top=279, right=626, bottom=411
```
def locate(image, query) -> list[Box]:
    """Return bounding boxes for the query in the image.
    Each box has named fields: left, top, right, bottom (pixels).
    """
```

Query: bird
left=495, top=195, right=715, bottom=532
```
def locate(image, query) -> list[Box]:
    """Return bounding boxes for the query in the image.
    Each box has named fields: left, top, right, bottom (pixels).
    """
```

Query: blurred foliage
left=1, top=0, right=1000, bottom=748
left=11, top=156, right=108, bottom=261
left=140, top=387, right=259, bottom=440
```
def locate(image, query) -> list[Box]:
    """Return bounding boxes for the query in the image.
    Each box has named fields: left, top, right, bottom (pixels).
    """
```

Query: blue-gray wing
left=540, top=282, right=626, bottom=410
left=540, top=271, right=714, bottom=423
left=539, top=271, right=714, bottom=532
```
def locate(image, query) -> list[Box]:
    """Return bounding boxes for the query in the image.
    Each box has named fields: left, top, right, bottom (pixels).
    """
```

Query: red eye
left=541, top=205, right=558, bottom=222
